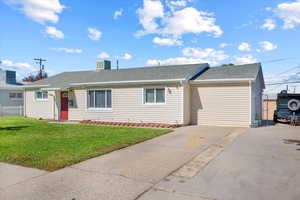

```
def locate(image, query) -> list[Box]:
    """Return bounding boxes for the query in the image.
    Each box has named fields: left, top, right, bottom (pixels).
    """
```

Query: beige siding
left=0, top=89, right=23, bottom=107
left=190, top=82, right=251, bottom=127
left=25, top=89, right=60, bottom=120
left=68, top=84, right=184, bottom=124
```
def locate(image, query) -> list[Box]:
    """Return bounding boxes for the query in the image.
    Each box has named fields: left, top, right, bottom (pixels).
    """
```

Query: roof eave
left=191, top=78, right=255, bottom=84
left=69, top=79, right=185, bottom=87
left=23, top=84, right=50, bottom=88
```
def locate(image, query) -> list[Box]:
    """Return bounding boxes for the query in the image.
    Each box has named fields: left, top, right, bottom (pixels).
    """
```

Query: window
left=88, top=89, right=112, bottom=109
left=9, top=92, right=23, bottom=100
left=35, top=91, right=48, bottom=100
left=144, top=88, right=165, bottom=104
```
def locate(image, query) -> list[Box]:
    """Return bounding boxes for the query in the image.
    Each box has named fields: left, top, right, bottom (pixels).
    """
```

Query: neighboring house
left=24, top=62, right=265, bottom=127
left=0, top=69, right=24, bottom=116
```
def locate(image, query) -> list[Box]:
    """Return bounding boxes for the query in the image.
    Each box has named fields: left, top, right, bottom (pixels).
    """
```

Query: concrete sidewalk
left=0, top=126, right=243, bottom=200
left=0, top=163, right=47, bottom=190
left=139, top=124, right=300, bottom=200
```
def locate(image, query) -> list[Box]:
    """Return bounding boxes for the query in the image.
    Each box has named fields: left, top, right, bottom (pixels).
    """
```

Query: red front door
left=60, top=92, right=68, bottom=120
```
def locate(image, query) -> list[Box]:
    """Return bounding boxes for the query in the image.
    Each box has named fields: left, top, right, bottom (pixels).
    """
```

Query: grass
left=0, top=117, right=171, bottom=171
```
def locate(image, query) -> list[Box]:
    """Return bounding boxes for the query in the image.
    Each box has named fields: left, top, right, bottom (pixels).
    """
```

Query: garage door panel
left=191, top=84, right=250, bottom=127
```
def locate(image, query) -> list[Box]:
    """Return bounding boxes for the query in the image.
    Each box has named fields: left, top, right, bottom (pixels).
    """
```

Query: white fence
left=0, top=105, right=23, bottom=117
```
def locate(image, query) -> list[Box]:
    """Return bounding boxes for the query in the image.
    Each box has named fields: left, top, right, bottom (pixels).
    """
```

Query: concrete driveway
left=139, top=124, right=300, bottom=200
left=0, top=125, right=243, bottom=200
left=1, top=124, right=300, bottom=200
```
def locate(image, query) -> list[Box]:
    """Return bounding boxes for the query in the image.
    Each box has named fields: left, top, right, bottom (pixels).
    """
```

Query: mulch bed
left=80, top=120, right=182, bottom=129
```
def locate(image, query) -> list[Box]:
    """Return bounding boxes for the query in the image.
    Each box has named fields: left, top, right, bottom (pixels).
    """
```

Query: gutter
left=41, top=88, right=65, bottom=91
left=191, top=78, right=255, bottom=84
left=70, top=79, right=185, bottom=86
left=0, top=87, right=24, bottom=90
left=23, top=84, right=50, bottom=88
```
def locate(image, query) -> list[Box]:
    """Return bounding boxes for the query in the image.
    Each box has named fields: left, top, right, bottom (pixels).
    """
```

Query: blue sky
left=1, top=0, right=300, bottom=83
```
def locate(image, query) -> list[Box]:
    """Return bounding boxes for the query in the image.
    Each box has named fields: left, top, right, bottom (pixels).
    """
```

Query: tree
left=22, top=71, right=48, bottom=82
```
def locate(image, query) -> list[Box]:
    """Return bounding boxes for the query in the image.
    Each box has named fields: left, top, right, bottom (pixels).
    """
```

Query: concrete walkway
left=0, top=126, right=244, bottom=200
left=139, top=124, right=300, bottom=200
left=0, top=163, right=47, bottom=190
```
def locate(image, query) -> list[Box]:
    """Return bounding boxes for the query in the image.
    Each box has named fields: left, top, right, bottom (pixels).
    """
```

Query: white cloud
left=120, top=53, right=132, bottom=60
left=136, top=0, right=164, bottom=36
left=147, top=47, right=228, bottom=66
left=261, top=18, right=276, bottom=30
left=1, top=59, right=35, bottom=71
left=232, top=55, right=257, bottom=65
left=136, top=0, right=222, bottom=38
left=259, top=41, right=278, bottom=51
left=219, top=43, right=228, bottom=48
left=113, top=9, right=123, bottom=20
left=7, top=0, right=65, bottom=24
left=265, top=72, right=300, bottom=84
left=162, top=7, right=223, bottom=37
left=88, top=27, right=102, bottom=40
left=275, top=0, right=300, bottom=29
left=169, top=0, right=187, bottom=7
left=182, top=47, right=228, bottom=63
left=238, top=42, right=251, bottom=51
left=153, top=37, right=182, bottom=46
left=147, top=57, right=207, bottom=66
left=51, top=47, right=82, bottom=54
left=168, top=0, right=193, bottom=8
left=97, top=52, right=110, bottom=59
left=45, top=26, right=64, bottom=39
left=266, top=7, right=272, bottom=11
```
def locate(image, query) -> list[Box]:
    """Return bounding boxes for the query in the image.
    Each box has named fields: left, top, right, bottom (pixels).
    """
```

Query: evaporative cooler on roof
left=96, top=60, right=111, bottom=70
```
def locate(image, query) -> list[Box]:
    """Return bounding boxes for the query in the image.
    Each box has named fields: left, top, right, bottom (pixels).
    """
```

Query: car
left=273, top=91, right=300, bottom=126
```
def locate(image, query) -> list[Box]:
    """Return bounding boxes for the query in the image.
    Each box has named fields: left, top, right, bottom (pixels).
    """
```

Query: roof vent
left=96, top=60, right=111, bottom=71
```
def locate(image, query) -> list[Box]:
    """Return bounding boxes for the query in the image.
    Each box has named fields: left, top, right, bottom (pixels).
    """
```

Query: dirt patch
left=172, top=129, right=244, bottom=179
left=283, top=139, right=300, bottom=151
left=283, top=139, right=300, bottom=145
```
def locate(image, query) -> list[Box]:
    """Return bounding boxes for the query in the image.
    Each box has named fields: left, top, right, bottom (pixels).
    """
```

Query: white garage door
left=191, top=83, right=251, bottom=127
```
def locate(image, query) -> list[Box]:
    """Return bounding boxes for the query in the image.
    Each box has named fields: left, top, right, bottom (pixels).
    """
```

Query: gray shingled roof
left=27, top=63, right=208, bottom=89
left=194, top=63, right=260, bottom=81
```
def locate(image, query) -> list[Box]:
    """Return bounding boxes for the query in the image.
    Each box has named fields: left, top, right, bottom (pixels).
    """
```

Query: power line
left=266, top=81, right=300, bottom=86
left=274, top=64, right=300, bottom=76
left=260, top=57, right=295, bottom=64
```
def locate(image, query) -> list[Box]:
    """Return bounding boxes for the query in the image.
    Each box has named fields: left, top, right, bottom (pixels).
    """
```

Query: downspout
left=53, top=94, right=56, bottom=120
left=24, top=89, right=26, bottom=117
left=249, top=80, right=252, bottom=127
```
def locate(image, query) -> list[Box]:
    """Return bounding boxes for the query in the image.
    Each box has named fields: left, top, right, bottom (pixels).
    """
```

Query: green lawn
left=0, top=117, right=171, bottom=171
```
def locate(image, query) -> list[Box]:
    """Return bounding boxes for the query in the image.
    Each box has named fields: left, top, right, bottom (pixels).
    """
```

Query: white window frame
left=87, top=88, right=112, bottom=111
left=143, top=86, right=166, bottom=105
left=35, top=91, right=48, bottom=101
left=9, top=92, right=23, bottom=101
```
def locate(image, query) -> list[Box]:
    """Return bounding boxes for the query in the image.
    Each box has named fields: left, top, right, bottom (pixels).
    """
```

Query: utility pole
left=291, top=86, right=297, bottom=93
left=34, top=58, right=46, bottom=76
